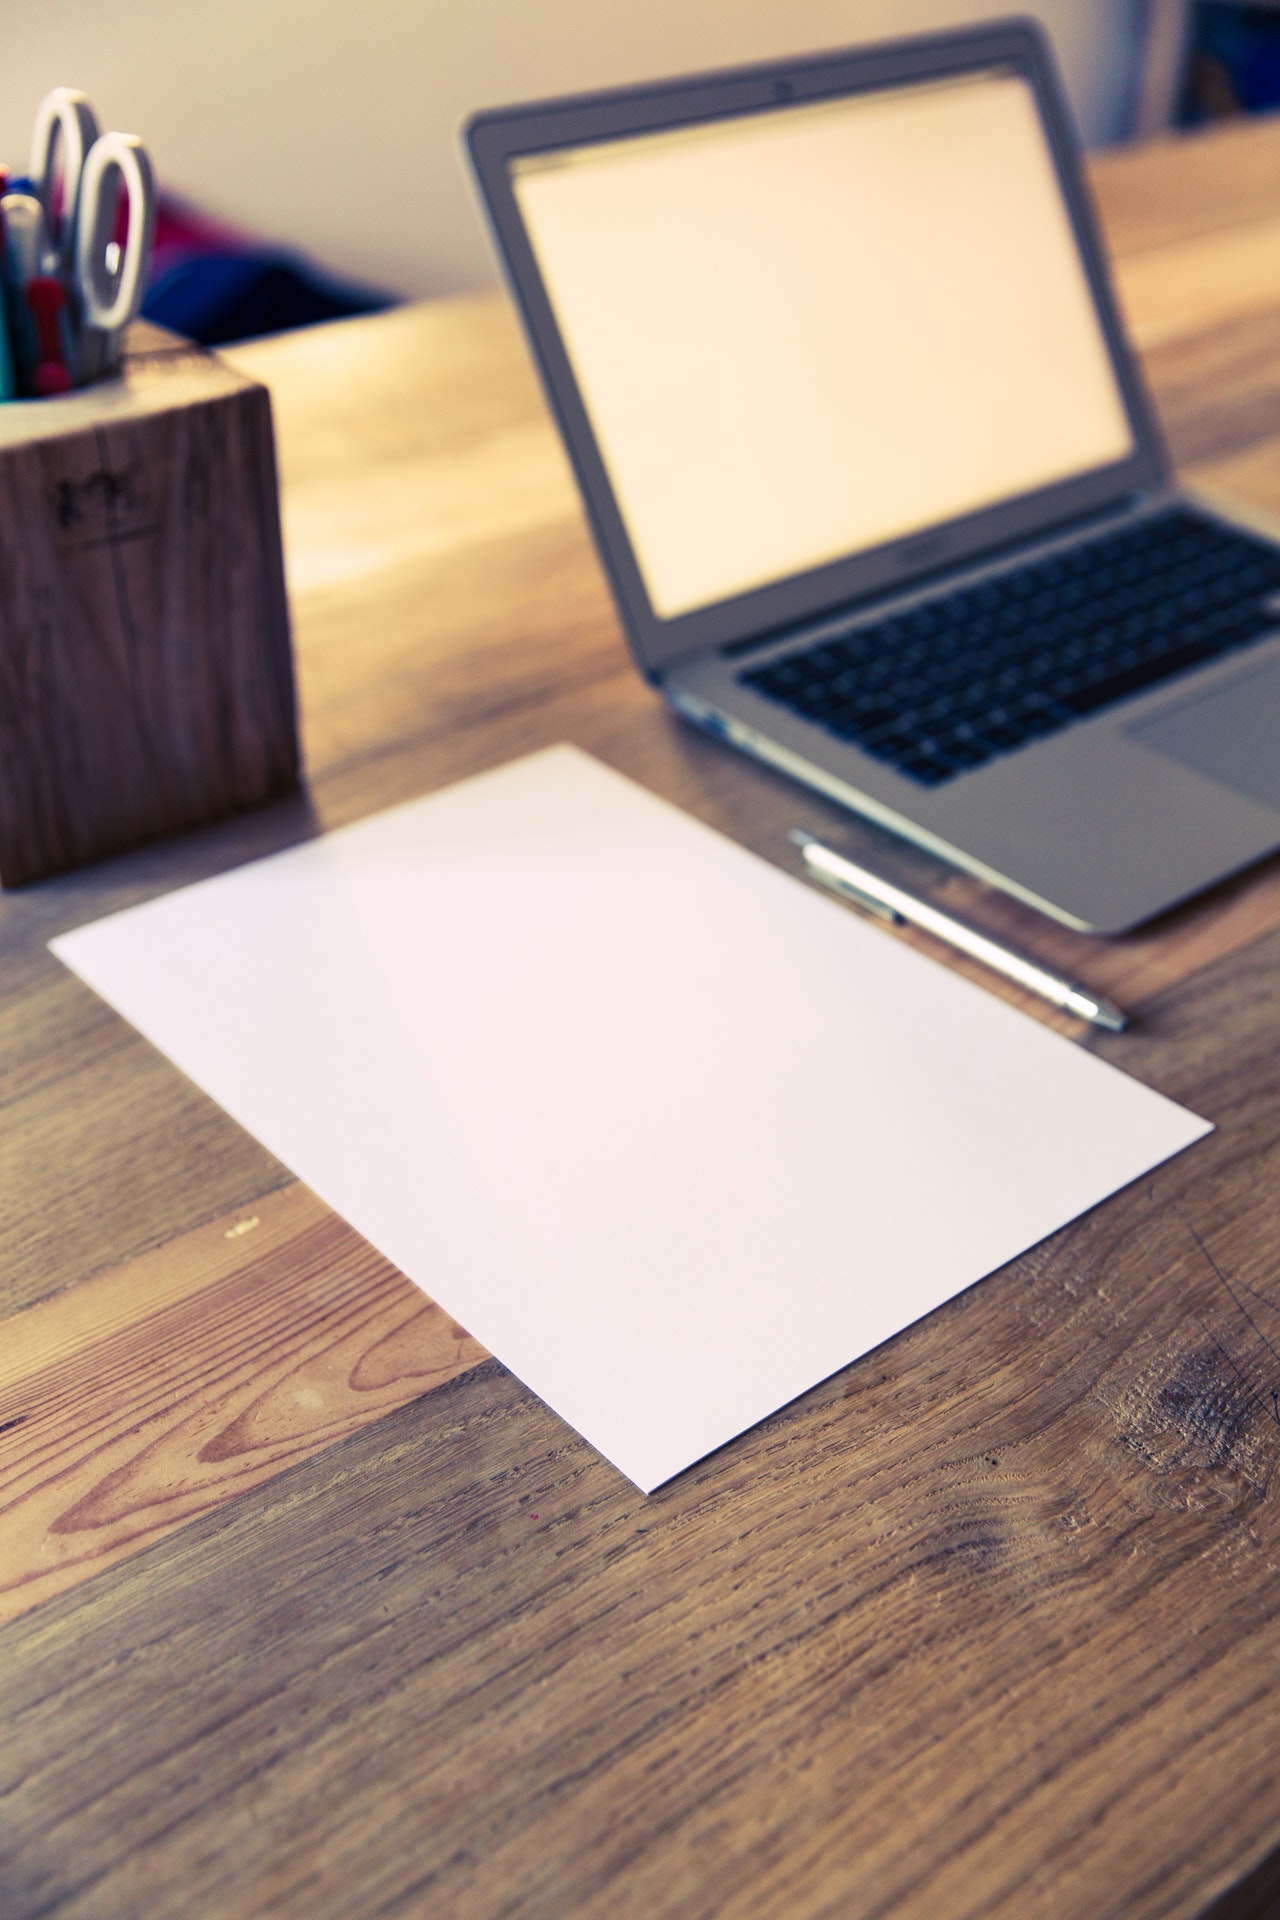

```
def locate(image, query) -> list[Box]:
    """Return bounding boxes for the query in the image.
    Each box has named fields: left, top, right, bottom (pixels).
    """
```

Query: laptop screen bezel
left=466, top=20, right=1169, bottom=682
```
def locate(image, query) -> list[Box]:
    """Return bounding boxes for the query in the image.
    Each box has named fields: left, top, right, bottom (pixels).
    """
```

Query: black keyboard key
left=893, top=758, right=952, bottom=785
left=1004, top=702, right=1063, bottom=734
left=981, top=724, right=1027, bottom=750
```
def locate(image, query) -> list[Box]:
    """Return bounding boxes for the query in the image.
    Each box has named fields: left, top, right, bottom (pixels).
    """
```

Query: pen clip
left=820, top=875, right=904, bottom=925
left=789, top=828, right=904, bottom=926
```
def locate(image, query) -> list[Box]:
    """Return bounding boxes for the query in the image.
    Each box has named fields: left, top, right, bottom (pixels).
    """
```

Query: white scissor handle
left=28, top=87, right=101, bottom=275
left=74, top=132, right=157, bottom=335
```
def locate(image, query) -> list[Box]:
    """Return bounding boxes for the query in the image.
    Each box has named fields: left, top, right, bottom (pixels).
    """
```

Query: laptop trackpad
left=1128, top=656, right=1280, bottom=813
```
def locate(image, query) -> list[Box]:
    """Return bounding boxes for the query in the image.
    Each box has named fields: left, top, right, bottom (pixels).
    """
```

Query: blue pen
left=0, top=169, right=16, bottom=400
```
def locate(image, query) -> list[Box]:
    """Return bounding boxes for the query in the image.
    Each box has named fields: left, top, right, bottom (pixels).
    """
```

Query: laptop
left=466, top=17, right=1280, bottom=934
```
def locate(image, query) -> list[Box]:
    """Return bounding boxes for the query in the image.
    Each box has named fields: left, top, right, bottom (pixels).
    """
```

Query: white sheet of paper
left=51, top=747, right=1210, bottom=1491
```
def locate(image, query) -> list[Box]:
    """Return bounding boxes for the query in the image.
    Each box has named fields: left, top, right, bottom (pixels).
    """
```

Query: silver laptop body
left=468, top=19, right=1280, bottom=933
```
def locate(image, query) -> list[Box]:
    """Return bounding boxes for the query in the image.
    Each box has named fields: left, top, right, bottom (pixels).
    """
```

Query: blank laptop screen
left=511, top=69, right=1134, bottom=620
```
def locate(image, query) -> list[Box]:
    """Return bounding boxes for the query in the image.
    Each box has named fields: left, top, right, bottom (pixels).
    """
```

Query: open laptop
left=467, top=17, right=1280, bottom=934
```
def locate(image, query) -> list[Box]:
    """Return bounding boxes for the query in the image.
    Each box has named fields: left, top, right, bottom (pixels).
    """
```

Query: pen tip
left=788, top=828, right=814, bottom=849
left=1065, top=987, right=1128, bottom=1033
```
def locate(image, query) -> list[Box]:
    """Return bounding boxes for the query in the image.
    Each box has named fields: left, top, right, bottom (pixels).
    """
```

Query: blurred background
left=0, top=1, right=1273, bottom=341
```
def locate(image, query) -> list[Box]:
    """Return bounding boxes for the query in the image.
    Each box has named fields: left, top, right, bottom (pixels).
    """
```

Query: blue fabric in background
left=144, top=252, right=396, bottom=346
left=141, top=196, right=398, bottom=346
left=1183, top=3, right=1280, bottom=122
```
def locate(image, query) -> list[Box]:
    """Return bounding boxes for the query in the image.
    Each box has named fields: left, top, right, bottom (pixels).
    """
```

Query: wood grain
left=0, top=1182, right=486, bottom=1625
left=1112, top=214, right=1280, bottom=350
left=0, top=324, right=298, bottom=884
left=1088, top=113, right=1280, bottom=259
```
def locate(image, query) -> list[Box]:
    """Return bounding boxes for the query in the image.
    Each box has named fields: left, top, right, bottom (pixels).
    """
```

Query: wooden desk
left=4, top=117, right=1280, bottom=1920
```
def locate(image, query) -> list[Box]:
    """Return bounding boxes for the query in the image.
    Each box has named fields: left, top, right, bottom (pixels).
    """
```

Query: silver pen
left=789, top=830, right=1127, bottom=1032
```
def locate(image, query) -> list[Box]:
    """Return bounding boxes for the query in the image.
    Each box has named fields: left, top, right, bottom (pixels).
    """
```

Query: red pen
left=25, top=275, right=73, bottom=394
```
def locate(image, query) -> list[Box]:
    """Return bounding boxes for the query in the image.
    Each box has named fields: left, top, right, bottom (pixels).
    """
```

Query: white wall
left=0, top=1, right=1146, bottom=299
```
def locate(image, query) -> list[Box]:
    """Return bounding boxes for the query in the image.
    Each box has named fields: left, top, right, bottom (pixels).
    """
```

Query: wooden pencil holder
left=0, top=320, right=299, bottom=885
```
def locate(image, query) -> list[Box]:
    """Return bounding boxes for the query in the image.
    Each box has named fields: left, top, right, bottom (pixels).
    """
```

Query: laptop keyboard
left=739, top=508, right=1280, bottom=787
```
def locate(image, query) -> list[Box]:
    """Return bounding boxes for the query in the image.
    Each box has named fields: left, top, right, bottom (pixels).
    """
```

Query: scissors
left=6, top=87, right=156, bottom=390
